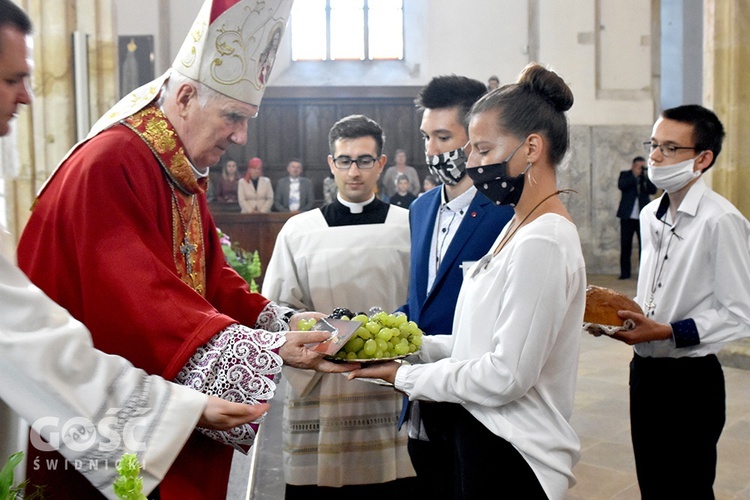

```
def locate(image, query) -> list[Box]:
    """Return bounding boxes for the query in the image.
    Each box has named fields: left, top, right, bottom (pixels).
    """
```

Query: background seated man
left=273, top=158, right=315, bottom=212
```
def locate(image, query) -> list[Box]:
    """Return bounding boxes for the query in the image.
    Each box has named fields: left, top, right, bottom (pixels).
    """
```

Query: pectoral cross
left=645, top=296, right=656, bottom=317
left=180, top=236, right=196, bottom=275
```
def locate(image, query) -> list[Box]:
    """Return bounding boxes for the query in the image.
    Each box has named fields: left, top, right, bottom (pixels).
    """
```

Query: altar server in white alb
left=613, top=104, right=750, bottom=499
left=263, top=114, right=416, bottom=498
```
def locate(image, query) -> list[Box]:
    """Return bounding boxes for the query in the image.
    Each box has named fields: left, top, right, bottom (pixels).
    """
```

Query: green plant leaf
left=0, top=451, right=24, bottom=500
left=217, top=229, right=262, bottom=289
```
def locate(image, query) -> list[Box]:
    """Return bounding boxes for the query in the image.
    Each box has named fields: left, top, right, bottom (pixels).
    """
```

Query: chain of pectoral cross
left=169, top=183, right=197, bottom=276
left=645, top=221, right=679, bottom=317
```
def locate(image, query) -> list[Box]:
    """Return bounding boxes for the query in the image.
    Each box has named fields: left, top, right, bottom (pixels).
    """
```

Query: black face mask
left=466, top=141, right=528, bottom=207
left=425, top=147, right=467, bottom=186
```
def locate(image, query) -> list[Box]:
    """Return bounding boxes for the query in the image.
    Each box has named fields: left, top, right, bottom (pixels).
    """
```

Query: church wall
left=114, top=0, right=665, bottom=274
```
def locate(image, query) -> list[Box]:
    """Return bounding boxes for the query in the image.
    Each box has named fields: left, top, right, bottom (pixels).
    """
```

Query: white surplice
left=262, top=204, right=415, bottom=486
left=0, top=225, right=205, bottom=498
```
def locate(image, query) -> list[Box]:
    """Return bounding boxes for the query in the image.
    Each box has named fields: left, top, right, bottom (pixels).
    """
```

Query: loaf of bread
left=583, top=285, right=643, bottom=326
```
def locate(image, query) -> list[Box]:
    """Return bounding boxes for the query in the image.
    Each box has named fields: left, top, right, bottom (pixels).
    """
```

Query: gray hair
left=158, top=71, right=225, bottom=108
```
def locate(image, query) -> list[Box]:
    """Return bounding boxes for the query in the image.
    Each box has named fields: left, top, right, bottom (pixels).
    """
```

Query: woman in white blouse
left=238, top=157, right=274, bottom=213
left=349, top=63, right=586, bottom=500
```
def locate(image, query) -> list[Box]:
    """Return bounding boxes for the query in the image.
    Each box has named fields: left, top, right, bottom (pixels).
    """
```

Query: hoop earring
left=527, top=162, right=537, bottom=185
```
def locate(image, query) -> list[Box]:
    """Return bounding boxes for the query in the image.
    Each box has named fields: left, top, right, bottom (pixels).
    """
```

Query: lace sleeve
left=255, top=300, right=296, bottom=332
left=174, top=323, right=285, bottom=453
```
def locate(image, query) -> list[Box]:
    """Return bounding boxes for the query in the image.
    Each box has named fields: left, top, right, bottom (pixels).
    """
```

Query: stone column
left=703, top=0, right=750, bottom=217
left=5, top=0, right=116, bottom=240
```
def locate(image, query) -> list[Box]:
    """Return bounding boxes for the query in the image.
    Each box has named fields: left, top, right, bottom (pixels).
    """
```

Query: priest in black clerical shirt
left=261, top=114, right=416, bottom=498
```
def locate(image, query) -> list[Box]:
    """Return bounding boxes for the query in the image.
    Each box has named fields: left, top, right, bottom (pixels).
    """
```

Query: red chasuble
left=18, top=107, right=271, bottom=499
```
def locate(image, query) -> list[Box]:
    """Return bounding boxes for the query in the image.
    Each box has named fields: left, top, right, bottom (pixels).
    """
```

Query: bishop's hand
left=280, top=329, right=359, bottom=372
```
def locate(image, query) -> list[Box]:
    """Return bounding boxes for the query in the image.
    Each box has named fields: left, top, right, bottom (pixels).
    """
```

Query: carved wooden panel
left=217, top=86, right=425, bottom=205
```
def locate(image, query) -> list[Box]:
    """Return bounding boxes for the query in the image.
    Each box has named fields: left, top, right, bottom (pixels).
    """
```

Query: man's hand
left=198, top=397, right=270, bottom=430
left=347, top=360, right=401, bottom=385
left=610, top=310, right=673, bottom=345
left=280, top=329, right=359, bottom=372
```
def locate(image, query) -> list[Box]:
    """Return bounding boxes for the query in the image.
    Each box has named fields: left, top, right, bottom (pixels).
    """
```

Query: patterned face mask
left=425, top=147, right=467, bottom=186
left=465, top=141, right=527, bottom=207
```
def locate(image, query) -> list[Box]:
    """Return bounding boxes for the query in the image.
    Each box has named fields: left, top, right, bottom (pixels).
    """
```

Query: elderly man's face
left=179, top=84, right=258, bottom=169
left=0, top=27, right=33, bottom=137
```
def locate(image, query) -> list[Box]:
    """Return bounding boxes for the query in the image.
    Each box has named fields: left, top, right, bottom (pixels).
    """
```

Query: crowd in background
left=208, top=150, right=439, bottom=212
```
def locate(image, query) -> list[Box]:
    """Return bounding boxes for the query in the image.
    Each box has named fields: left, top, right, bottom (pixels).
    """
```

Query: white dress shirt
left=288, top=177, right=301, bottom=211
left=635, top=177, right=750, bottom=358
left=427, top=185, right=477, bottom=291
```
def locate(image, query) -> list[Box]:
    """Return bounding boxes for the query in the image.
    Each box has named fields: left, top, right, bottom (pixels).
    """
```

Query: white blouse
left=395, top=213, right=586, bottom=499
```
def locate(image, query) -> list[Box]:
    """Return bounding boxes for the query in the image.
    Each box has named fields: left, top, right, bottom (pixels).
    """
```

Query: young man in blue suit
left=398, top=75, right=514, bottom=496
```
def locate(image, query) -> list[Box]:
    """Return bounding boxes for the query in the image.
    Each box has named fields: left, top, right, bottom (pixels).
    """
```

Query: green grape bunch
left=298, top=309, right=424, bottom=361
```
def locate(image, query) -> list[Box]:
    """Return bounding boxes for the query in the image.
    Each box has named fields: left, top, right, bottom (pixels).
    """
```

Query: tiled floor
left=569, top=275, right=750, bottom=500
left=231, top=274, right=750, bottom=499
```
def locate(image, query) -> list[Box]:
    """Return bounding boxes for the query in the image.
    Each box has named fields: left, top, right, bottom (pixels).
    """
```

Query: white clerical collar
left=337, top=193, right=375, bottom=214
left=191, top=162, right=209, bottom=179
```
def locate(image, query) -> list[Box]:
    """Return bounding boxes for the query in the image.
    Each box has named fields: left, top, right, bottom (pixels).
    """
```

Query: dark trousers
left=619, top=218, right=641, bottom=278
left=410, top=402, right=548, bottom=499
left=630, top=354, right=726, bottom=500
left=407, top=435, right=454, bottom=499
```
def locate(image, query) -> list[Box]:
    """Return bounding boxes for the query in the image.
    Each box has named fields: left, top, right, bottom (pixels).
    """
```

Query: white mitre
left=36, top=0, right=293, bottom=196
left=88, top=0, right=293, bottom=138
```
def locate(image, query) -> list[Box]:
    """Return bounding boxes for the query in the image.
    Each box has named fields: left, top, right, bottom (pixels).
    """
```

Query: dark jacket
left=617, top=170, right=657, bottom=219
left=273, top=176, right=315, bottom=212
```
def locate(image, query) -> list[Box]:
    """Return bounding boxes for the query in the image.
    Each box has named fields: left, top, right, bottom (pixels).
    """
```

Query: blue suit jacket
left=400, top=187, right=514, bottom=337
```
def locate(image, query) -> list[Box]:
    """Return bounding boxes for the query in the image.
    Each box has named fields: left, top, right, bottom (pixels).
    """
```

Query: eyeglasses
left=642, top=141, right=698, bottom=158
left=331, top=155, right=379, bottom=170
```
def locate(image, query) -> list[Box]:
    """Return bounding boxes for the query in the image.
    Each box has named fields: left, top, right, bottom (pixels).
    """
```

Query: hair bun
left=517, top=63, right=574, bottom=113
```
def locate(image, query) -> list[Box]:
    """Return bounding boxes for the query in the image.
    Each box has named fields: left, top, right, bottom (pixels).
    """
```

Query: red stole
left=122, top=106, right=207, bottom=295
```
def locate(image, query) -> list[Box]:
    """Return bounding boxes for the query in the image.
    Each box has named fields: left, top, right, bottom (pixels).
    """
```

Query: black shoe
left=618, top=274, right=630, bottom=280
